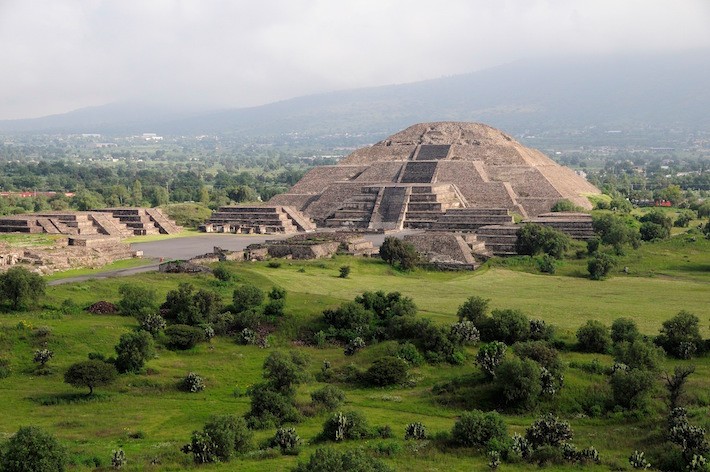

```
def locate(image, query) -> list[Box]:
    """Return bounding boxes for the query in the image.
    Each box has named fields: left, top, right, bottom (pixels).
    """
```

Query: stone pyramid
left=268, top=122, right=599, bottom=230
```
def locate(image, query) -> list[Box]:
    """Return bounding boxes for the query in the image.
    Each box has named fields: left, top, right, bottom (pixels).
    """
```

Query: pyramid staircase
left=402, top=184, right=464, bottom=229
left=205, top=206, right=314, bottom=234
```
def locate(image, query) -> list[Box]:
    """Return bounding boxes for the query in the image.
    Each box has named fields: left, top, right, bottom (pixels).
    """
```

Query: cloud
left=0, top=0, right=709, bottom=119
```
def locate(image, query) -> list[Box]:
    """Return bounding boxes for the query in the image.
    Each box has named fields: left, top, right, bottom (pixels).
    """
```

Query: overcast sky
left=1, top=0, right=709, bottom=120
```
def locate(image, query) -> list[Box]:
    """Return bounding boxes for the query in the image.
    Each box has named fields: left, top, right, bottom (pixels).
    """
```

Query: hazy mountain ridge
left=2, top=51, right=709, bottom=137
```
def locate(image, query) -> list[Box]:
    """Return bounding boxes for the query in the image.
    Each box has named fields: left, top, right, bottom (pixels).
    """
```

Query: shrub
left=354, top=291, right=417, bottom=321
left=476, top=342, right=507, bottom=378
left=139, top=313, right=166, bottom=337
left=481, top=309, right=530, bottom=344
left=364, top=356, right=408, bottom=387
left=271, top=427, right=301, bottom=455
left=640, top=221, right=670, bottom=241
left=587, top=252, right=616, bottom=280
left=379, top=237, right=419, bottom=270
left=0, top=266, right=46, bottom=310
left=263, top=351, right=310, bottom=394
left=610, top=368, right=655, bottom=410
left=449, top=320, right=480, bottom=345
left=117, top=283, right=156, bottom=317
left=232, top=285, right=264, bottom=313
left=311, top=385, right=346, bottom=411
left=33, top=349, right=54, bottom=367
left=674, top=211, right=694, bottom=228
left=457, top=296, right=490, bottom=325
left=323, top=302, right=374, bottom=342
left=592, top=213, right=640, bottom=253
left=114, top=330, right=154, bottom=374
left=164, top=324, right=204, bottom=350
left=111, top=449, right=126, bottom=469
left=535, top=254, right=557, bottom=274
left=614, top=339, right=665, bottom=371
left=611, top=317, right=640, bottom=344
left=494, top=357, right=543, bottom=410
left=655, top=311, right=703, bottom=359
left=525, top=414, right=573, bottom=449
left=163, top=283, right=224, bottom=326
left=320, top=411, right=370, bottom=441
left=576, top=320, right=611, bottom=353
left=0, top=357, right=10, bottom=378
left=516, top=224, right=570, bottom=259
left=404, top=422, right=427, bottom=440
left=344, top=337, right=365, bottom=356
left=528, top=319, right=554, bottom=341
left=246, top=383, right=301, bottom=428
left=0, top=426, right=67, bottom=472
left=64, top=360, right=118, bottom=395
left=513, top=341, right=563, bottom=375
left=179, top=372, right=205, bottom=393
left=339, top=266, right=351, bottom=278
left=293, top=447, right=393, bottom=472
left=551, top=199, right=583, bottom=212
left=451, top=410, right=508, bottom=448
left=183, top=414, right=252, bottom=463
left=394, top=342, right=424, bottom=367
left=212, top=264, right=233, bottom=282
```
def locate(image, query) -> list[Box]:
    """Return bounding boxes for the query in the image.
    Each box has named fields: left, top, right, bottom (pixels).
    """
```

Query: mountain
left=2, top=51, right=709, bottom=137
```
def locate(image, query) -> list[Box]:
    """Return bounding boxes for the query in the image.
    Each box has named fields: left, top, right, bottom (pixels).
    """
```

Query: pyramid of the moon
left=265, top=122, right=600, bottom=231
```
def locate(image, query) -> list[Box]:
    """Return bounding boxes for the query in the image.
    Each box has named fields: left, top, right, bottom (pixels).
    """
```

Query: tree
left=655, top=311, right=703, bottom=359
left=610, top=368, right=655, bottom=410
left=639, top=210, right=672, bottom=241
left=0, top=266, right=46, bottom=310
left=379, top=237, right=419, bottom=270
left=664, top=365, right=695, bottom=410
left=451, top=410, right=508, bottom=448
left=611, top=318, right=640, bottom=344
left=232, top=285, right=264, bottom=313
left=494, top=357, right=543, bottom=410
left=481, top=309, right=530, bottom=344
left=164, top=324, right=204, bottom=350
left=163, top=283, right=223, bottom=325
left=587, top=252, right=616, bottom=280
left=0, top=426, right=67, bottom=472
left=457, top=296, right=490, bottom=325
left=64, top=360, right=118, bottom=394
left=516, top=224, right=571, bottom=259
left=576, top=320, right=612, bottom=353
left=592, top=214, right=639, bottom=253
left=131, top=179, right=143, bottom=206
left=114, top=330, right=155, bottom=373
left=227, top=185, right=258, bottom=203
left=117, top=283, right=156, bottom=317
left=263, top=350, right=309, bottom=395
left=364, top=356, right=408, bottom=386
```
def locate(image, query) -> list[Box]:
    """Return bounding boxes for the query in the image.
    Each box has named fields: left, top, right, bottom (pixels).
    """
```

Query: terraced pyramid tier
left=269, top=122, right=600, bottom=229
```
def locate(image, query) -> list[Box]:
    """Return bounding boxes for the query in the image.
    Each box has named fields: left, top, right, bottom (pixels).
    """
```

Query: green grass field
left=0, top=236, right=708, bottom=470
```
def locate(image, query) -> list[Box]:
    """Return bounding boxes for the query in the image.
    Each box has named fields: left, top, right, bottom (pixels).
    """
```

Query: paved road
left=48, top=230, right=422, bottom=285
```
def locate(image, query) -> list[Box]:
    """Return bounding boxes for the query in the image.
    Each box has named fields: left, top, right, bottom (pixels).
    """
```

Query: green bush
left=576, top=320, right=612, bottom=353
left=587, top=252, right=617, bottom=280
left=611, top=317, right=640, bottom=344
left=614, top=339, right=665, bottom=371
left=451, top=410, right=508, bottom=448
left=550, top=199, right=583, bottom=212
left=0, top=426, right=67, bottom=472
left=320, top=410, right=370, bottom=441
left=379, top=237, right=419, bottom=270
left=163, top=283, right=223, bottom=326
left=525, top=414, right=573, bottom=449
left=117, top=283, right=156, bottom=317
left=293, top=447, right=393, bottom=472
left=516, top=224, right=570, bottom=259
left=232, top=285, right=265, bottom=313
left=655, top=311, right=704, bottom=359
left=212, top=264, right=233, bottom=282
left=394, top=342, right=425, bottom=367
left=0, top=266, right=46, bottom=310
left=311, top=385, right=346, bottom=411
left=339, top=266, right=351, bottom=278
left=364, top=356, right=408, bottom=387
left=481, top=309, right=530, bottom=344
left=114, top=330, right=155, bottom=374
left=494, top=357, right=542, bottom=410
left=270, top=427, right=301, bottom=455
left=183, top=414, right=252, bottom=463
left=513, top=341, right=563, bottom=375
left=64, top=360, right=118, bottom=395
left=164, top=324, right=204, bottom=350
left=457, top=296, right=490, bottom=325
left=246, top=383, right=301, bottom=429
left=476, top=341, right=507, bottom=378
left=0, top=357, right=10, bottom=378
left=610, top=368, right=655, bottom=410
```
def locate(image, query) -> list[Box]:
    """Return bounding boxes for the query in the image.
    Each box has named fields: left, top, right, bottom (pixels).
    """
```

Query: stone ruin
left=243, top=232, right=376, bottom=261
left=0, top=207, right=182, bottom=237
